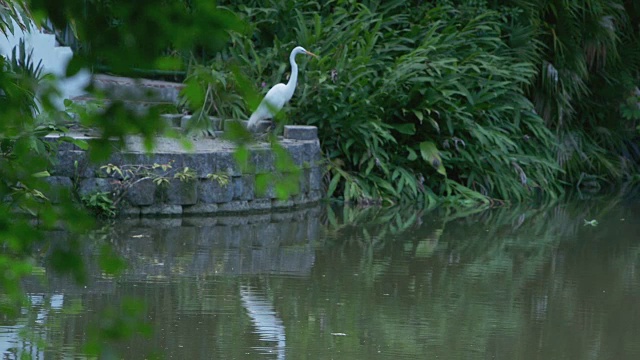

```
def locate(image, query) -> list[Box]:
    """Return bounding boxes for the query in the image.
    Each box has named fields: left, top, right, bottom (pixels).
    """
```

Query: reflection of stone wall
left=22, top=206, right=322, bottom=296
left=112, top=206, right=321, bottom=279
left=45, top=126, right=324, bottom=216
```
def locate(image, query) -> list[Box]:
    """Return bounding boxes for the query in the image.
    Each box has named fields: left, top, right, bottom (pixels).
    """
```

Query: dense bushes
left=492, top=0, right=640, bottom=189
left=247, top=0, right=636, bottom=203
left=201, top=0, right=576, bottom=204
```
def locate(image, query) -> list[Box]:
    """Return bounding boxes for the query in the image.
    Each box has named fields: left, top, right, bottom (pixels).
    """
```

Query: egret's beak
left=305, top=50, right=318, bottom=58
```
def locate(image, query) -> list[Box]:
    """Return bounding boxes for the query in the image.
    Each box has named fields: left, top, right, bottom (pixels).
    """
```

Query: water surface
left=2, top=198, right=639, bottom=359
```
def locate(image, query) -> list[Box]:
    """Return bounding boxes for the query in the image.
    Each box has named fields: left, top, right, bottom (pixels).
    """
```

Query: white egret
left=247, top=46, right=317, bottom=130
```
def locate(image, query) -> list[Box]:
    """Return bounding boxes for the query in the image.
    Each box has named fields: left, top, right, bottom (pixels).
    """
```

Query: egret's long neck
left=284, top=52, right=299, bottom=101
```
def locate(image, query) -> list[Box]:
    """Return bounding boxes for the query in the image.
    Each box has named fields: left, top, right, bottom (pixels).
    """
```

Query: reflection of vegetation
left=8, top=198, right=640, bottom=358
left=270, top=197, right=640, bottom=358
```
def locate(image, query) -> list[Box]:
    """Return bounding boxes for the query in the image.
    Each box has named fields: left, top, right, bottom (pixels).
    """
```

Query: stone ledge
left=284, top=125, right=317, bottom=141
left=46, top=127, right=324, bottom=216
left=140, top=204, right=183, bottom=216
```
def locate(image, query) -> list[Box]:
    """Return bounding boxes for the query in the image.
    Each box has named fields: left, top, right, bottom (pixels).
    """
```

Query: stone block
left=299, top=170, right=310, bottom=194
left=302, top=140, right=322, bottom=165
left=43, top=176, right=73, bottom=204
left=249, top=148, right=275, bottom=174
left=292, top=193, right=309, bottom=206
left=233, top=175, right=255, bottom=201
left=153, top=153, right=184, bottom=169
left=183, top=203, right=219, bottom=215
left=308, top=167, right=322, bottom=191
left=198, top=178, right=234, bottom=203
left=117, top=152, right=142, bottom=166
left=181, top=153, right=215, bottom=179
left=272, top=198, right=295, bottom=209
left=248, top=198, right=272, bottom=211
left=166, top=179, right=198, bottom=205
left=308, top=190, right=323, bottom=202
left=140, top=204, right=182, bottom=216
left=213, top=151, right=241, bottom=176
left=125, top=178, right=156, bottom=206
left=285, top=143, right=305, bottom=167
left=101, top=153, right=126, bottom=176
left=53, top=150, right=96, bottom=178
left=154, top=183, right=169, bottom=203
left=93, top=74, right=184, bottom=103
left=263, top=172, right=300, bottom=198
left=218, top=200, right=250, bottom=213
left=78, top=178, right=114, bottom=197
left=122, top=152, right=181, bottom=169
left=254, top=174, right=276, bottom=199
left=284, top=125, right=318, bottom=140
left=119, top=204, right=141, bottom=218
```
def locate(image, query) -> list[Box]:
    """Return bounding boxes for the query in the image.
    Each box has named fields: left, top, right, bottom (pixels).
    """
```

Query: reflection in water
left=2, top=198, right=640, bottom=359
left=240, top=285, right=286, bottom=360
left=112, top=208, right=319, bottom=279
left=0, top=294, right=64, bottom=359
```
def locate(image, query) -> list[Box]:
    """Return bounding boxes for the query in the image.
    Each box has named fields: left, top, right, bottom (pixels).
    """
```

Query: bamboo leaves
left=201, top=0, right=636, bottom=203
left=420, top=141, right=446, bottom=176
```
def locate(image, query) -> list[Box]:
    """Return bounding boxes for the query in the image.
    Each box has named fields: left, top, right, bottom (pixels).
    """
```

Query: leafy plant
left=205, top=0, right=564, bottom=204
left=99, top=161, right=199, bottom=207
left=81, top=191, right=116, bottom=218
left=180, top=61, right=246, bottom=136
left=207, top=172, right=230, bottom=187
left=490, top=0, right=640, bottom=187
left=173, top=166, right=196, bottom=182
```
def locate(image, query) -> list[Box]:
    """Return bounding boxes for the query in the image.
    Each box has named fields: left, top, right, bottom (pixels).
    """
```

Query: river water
left=2, top=197, right=639, bottom=359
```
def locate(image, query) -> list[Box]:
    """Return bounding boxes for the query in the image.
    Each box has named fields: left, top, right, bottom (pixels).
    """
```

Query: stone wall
left=46, top=125, right=324, bottom=217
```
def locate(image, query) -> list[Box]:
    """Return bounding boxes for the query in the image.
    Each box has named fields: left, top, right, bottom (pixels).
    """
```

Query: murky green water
left=2, top=198, right=640, bottom=359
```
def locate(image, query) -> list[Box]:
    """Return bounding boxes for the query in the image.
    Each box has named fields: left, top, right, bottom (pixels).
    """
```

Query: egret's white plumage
left=247, top=46, right=317, bottom=130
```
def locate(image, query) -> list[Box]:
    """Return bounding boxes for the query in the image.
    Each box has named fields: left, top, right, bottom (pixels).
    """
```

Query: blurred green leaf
left=419, top=141, right=446, bottom=176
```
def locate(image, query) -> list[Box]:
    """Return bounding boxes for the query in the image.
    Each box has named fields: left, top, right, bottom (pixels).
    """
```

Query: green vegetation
left=196, top=0, right=639, bottom=204
left=0, top=0, right=240, bottom=356
left=1, top=0, right=639, bottom=357
left=81, top=191, right=116, bottom=218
